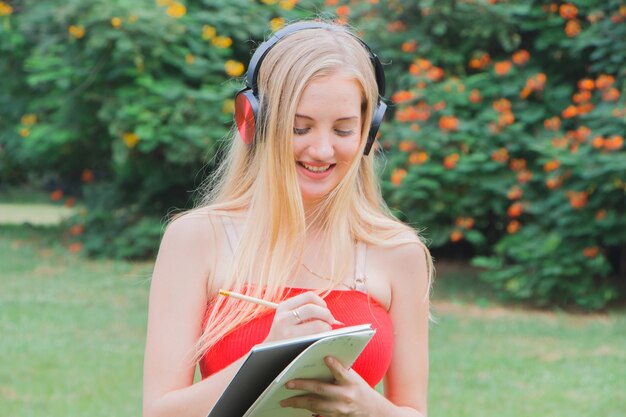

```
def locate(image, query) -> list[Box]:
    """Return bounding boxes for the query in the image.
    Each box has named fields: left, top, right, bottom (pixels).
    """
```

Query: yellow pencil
left=218, top=289, right=279, bottom=309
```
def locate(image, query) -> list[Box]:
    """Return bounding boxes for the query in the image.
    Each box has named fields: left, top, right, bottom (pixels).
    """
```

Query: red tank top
left=199, top=288, right=394, bottom=388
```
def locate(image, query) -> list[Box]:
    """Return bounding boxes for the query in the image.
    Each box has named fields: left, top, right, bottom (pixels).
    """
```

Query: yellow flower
left=202, top=25, right=216, bottom=40
left=271, top=17, right=285, bottom=32
left=280, top=0, right=297, bottom=10
left=19, top=127, right=30, bottom=138
left=122, top=132, right=140, bottom=148
left=224, top=60, right=245, bottom=77
left=222, top=99, right=235, bottom=114
left=128, top=14, right=138, bottom=23
left=111, top=17, right=122, bottom=28
left=0, top=1, right=13, bottom=16
left=21, top=114, right=37, bottom=126
left=68, top=25, right=85, bottom=39
left=166, top=2, right=186, bottom=18
left=212, top=36, right=232, bottom=49
left=185, top=53, right=194, bottom=65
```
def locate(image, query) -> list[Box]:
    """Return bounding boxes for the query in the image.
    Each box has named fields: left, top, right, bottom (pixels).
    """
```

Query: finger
left=294, top=304, right=338, bottom=325
left=285, top=378, right=343, bottom=398
left=280, top=394, right=330, bottom=414
left=280, top=291, right=327, bottom=310
left=324, top=356, right=352, bottom=384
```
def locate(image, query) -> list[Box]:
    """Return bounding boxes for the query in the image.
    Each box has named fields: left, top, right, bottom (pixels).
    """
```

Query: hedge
left=1, top=0, right=624, bottom=309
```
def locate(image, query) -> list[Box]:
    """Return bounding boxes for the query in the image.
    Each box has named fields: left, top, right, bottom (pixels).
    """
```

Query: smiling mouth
left=298, top=162, right=335, bottom=173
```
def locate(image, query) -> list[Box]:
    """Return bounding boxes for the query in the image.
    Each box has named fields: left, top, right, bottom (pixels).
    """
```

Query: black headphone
left=234, top=21, right=387, bottom=156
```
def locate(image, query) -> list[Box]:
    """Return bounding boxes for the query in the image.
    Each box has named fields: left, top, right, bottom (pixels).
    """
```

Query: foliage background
left=1, top=0, right=625, bottom=309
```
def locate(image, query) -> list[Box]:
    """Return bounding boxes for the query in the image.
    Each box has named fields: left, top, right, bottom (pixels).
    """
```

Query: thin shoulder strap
left=221, top=215, right=239, bottom=255
left=353, top=241, right=368, bottom=293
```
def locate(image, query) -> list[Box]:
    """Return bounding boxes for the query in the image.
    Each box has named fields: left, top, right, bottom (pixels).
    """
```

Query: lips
left=297, top=161, right=336, bottom=179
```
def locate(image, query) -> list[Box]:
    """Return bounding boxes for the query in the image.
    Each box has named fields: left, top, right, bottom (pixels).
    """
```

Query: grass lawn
left=1, top=225, right=624, bottom=417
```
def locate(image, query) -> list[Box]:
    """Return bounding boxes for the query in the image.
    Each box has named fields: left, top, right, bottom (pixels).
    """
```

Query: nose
left=308, top=130, right=334, bottom=160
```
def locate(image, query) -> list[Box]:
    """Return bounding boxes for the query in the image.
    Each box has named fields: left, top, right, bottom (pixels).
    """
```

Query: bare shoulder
left=367, top=228, right=431, bottom=305
left=158, top=207, right=222, bottom=253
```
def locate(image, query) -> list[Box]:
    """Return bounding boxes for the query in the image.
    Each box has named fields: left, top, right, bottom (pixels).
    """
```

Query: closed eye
left=293, top=127, right=309, bottom=135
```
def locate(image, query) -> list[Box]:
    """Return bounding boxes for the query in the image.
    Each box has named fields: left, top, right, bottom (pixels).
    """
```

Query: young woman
left=143, top=20, right=432, bottom=417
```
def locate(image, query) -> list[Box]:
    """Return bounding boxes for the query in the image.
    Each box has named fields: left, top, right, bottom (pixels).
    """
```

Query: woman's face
left=292, top=73, right=363, bottom=209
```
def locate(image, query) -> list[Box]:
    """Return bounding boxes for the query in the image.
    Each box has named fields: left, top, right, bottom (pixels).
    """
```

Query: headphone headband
left=245, top=22, right=386, bottom=98
left=235, top=21, right=387, bottom=155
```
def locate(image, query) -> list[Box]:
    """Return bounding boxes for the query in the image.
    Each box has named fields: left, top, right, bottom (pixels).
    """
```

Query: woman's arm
left=143, top=212, right=240, bottom=417
left=382, top=240, right=430, bottom=416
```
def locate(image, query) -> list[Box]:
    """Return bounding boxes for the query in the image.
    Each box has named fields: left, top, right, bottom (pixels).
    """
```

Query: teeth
left=302, top=163, right=331, bottom=172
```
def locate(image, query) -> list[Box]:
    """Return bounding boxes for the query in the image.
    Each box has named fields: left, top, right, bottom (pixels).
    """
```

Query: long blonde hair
left=194, top=21, right=433, bottom=360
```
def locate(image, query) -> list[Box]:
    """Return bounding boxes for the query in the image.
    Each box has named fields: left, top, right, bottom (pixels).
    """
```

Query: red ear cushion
left=235, top=92, right=257, bottom=145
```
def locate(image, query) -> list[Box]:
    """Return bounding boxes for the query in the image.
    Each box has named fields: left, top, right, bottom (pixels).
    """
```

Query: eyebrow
left=295, top=114, right=358, bottom=121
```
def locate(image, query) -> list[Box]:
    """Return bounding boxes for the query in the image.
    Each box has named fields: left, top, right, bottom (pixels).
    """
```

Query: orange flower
left=391, top=168, right=407, bottom=186
left=387, top=21, right=406, bottom=32
left=64, top=197, right=76, bottom=208
left=492, top=98, right=511, bottom=113
left=439, top=115, right=459, bottom=132
left=409, top=151, right=428, bottom=165
left=562, top=105, right=578, bottom=119
left=567, top=191, right=588, bottom=209
left=565, top=19, right=582, bottom=37
left=498, top=111, right=515, bottom=127
left=574, top=126, right=591, bottom=142
left=336, top=5, right=350, bottom=16
left=560, top=3, right=578, bottom=19
left=443, top=153, right=460, bottom=169
left=544, top=116, right=561, bottom=131
left=520, top=86, right=532, bottom=100
left=602, top=88, right=620, bottom=101
left=591, top=135, right=604, bottom=149
left=595, top=209, right=607, bottom=221
left=543, top=159, right=561, bottom=172
left=402, top=40, right=417, bottom=53
left=517, top=169, right=533, bottom=184
left=455, top=217, right=475, bottom=230
left=577, top=102, right=595, bottom=115
left=68, top=243, right=83, bottom=253
left=426, top=66, right=444, bottom=82
left=392, top=90, right=413, bottom=104
left=50, top=189, right=63, bottom=201
left=578, top=78, right=595, bottom=91
left=69, top=224, right=85, bottom=236
left=604, top=135, right=624, bottom=151
left=573, top=90, right=591, bottom=104
left=494, top=60, right=512, bottom=76
left=582, top=246, right=599, bottom=258
left=81, top=169, right=94, bottom=183
left=491, top=148, right=509, bottom=163
left=399, top=140, right=415, bottom=152
left=450, top=230, right=464, bottom=242
left=595, top=74, right=615, bottom=89
left=546, top=177, right=562, bottom=190
left=507, top=185, right=523, bottom=200
left=469, top=52, right=490, bottom=70
left=507, top=220, right=521, bottom=234
left=433, top=101, right=446, bottom=112
left=552, top=136, right=569, bottom=149
left=507, top=202, right=524, bottom=218
left=509, top=158, right=526, bottom=171
left=512, top=49, right=530, bottom=65
left=469, top=89, right=482, bottom=103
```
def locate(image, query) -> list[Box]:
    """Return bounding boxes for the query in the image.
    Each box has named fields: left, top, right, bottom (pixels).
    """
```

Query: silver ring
left=292, top=308, right=303, bottom=324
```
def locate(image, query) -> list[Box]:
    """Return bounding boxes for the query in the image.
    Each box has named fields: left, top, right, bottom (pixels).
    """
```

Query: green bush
left=2, top=0, right=625, bottom=307
left=345, top=0, right=625, bottom=309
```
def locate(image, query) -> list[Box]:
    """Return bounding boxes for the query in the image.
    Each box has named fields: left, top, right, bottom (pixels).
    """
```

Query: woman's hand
left=280, top=356, right=380, bottom=417
left=263, top=291, right=342, bottom=343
